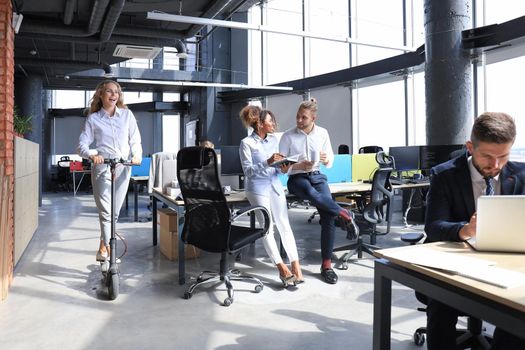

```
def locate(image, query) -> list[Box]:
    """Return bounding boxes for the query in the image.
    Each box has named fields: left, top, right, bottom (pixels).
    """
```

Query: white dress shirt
left=239, top=132, right=284, bottom=196
left=468, top=156, right=500, bottom=210
left=278, top=124, right=334, bottom=175
left=77, top=107, right=142, bottom=161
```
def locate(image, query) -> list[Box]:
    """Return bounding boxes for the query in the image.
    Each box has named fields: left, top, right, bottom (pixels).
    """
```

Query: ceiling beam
left=147, top=12, right=417, bottom=52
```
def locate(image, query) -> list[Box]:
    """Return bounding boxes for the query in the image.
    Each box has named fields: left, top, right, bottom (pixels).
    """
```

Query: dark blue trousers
left=426, top=298, right=525, bottom=350
left=287, top=172, right=342, bottom=261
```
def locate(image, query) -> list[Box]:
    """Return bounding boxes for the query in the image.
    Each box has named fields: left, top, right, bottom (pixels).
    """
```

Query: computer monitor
left=219, top=145, right=245, bottom=189
left=419, top=144, right=464, bottom=171
left=388, top=146, right=420, bottom=173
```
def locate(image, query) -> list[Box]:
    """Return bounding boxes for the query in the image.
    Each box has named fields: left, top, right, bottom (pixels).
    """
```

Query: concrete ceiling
left=13, top=0, right=258, bottom=92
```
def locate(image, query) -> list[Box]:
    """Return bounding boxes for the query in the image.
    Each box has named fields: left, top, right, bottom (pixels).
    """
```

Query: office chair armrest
left=231, top=205, right=271, bottom=234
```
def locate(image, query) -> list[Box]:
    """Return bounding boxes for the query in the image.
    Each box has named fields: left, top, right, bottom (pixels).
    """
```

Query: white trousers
left=245, top=190, right=299, bottom=265
left=91, top=163, right=131, bottom=245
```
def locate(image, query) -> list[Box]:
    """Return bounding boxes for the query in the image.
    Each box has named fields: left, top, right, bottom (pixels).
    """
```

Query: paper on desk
left=384, top=247, right=525, bottom=289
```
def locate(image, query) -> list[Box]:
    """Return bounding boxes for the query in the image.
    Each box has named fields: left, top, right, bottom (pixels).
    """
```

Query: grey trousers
left=91, top=163, right=131, bottom=245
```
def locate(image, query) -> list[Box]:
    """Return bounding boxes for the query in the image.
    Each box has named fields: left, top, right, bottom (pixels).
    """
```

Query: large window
left=306, top=0, right=350, bottom=76
left=351, top=0, right=406, bottom=66
left=479, top=55, right=525, bottom=149
left=353, top=80, right=406, bottom=150
left=162, top=114, right=180, bottom=152
left=263, top=0, right=304, bottom=84
left=52, top=90, right=88, bottom=109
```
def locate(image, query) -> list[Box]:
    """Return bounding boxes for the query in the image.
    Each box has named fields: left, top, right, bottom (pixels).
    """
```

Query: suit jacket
left=424, top=152, right=525, bottom=242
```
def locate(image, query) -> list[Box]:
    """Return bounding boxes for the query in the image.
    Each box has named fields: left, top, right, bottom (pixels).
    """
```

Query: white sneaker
left=96, top=250, right=108, bottom=262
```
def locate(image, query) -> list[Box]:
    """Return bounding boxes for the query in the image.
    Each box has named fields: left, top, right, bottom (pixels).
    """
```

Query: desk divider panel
left=320, top=154, right=352, bottom=183
left=277, top=154, right=352, bottom=186
left=131, top=157, right=151, bottom=177
left=351, top=153, right=378, bottom=182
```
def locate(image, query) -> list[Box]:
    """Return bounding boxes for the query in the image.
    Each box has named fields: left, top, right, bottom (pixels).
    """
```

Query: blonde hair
left=89, top=80, right=127, bottom=114
left=298, top=97, right=318, bottom=114
left=239, top=105, right=263, bottom=129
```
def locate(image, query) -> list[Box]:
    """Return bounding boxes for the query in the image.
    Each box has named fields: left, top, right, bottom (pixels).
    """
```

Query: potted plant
left=13, top=106, right=32, bottom=138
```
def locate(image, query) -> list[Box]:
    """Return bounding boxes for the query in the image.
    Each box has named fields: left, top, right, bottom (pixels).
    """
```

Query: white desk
left=125, top=176, right=149, bottom=222
left=71, top=169, right=90, bottom=196
left=373, top=242, right=525, bottom=349
left=150, top=181, right=430, bottom=285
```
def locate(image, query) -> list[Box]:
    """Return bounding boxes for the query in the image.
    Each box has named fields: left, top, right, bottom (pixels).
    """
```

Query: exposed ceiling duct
left=13, top=0, right=257, bottom=91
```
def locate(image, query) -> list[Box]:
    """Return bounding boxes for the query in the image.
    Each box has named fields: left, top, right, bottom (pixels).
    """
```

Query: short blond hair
left=298, top=97, right=318, bottom=114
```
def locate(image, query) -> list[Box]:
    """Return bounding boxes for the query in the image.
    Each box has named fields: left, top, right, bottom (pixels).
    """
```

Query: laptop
left=467, top=195, right=525, bottom=253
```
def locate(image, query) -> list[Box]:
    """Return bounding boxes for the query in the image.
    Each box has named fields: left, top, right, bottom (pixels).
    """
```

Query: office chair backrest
left=359, top=145, right=383, bottom=154
left=363, top=166, right=393, bottom=224
left=376, top=151, right=394, bottom=169
left=177, top=146, right=231, bottom=253
left=338, top=144, right=350, bottom=154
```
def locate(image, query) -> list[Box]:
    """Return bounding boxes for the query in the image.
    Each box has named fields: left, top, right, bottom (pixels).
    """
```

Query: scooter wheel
left=223, top=297, right=233, bottom=307
left=184, top=291, right=192, bottom=300
left=413, top=331, right=425, bottom=346
left=101, top=260, right=109, bottom=274
left=108, top=273, right=119, bottom=300
left=254, top=285, right=263, bottom=293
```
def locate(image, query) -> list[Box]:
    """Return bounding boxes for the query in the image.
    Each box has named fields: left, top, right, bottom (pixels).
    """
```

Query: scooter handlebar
left=102, top=158, right=135, bottom=166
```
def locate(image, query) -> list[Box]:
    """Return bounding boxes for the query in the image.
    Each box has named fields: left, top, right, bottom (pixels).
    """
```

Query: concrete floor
left=0, top=191, right=437, bottom=350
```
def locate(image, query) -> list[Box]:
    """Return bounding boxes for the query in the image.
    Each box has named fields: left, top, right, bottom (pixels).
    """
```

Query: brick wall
left=0, top=0, right=14, bottom=300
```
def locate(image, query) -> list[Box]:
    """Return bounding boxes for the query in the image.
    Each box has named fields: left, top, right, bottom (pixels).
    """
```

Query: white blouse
left=77, top=107, right=142, bottom=161
left=239, top=132, right=285, bottom=196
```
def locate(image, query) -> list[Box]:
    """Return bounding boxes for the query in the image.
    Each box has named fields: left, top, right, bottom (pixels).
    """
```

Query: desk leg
left=178, top=213, right=185, bottom=285
left=125, top=189, right=129, bottom=210
left=72, top=172, right=77, bottom=196
left=134, top=181, right=138, bottom=222
left=373, top=260, right=392, bottom=350
left=152, top=195, right=158, bottom=246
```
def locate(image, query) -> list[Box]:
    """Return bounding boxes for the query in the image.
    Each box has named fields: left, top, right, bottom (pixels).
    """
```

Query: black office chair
left=334, top=152, right=394, bottom=269
left=55, top=156, right=72, bottom=192
left=358, top=145, right=383, bottom=154
left=338, top=144, right=350, bottom=154
left=411, top=293, right=492, bottom=348
left=177, top=146, right=270, bottom=306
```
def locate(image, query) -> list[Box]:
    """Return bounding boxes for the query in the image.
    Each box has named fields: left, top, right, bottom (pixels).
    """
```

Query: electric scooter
left=99, top=157, right=133, bottom=300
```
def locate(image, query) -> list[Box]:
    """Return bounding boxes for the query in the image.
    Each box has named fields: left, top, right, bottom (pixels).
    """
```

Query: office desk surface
left=375, top=242, right=525, bottom=312
left=373, top=242, right=525, bottom=349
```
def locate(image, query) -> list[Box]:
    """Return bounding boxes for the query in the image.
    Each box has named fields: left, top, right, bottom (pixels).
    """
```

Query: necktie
left=484, top=176, right=495, bottom=196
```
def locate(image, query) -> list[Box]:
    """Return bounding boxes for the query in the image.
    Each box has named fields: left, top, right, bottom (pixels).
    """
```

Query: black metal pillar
left=424, top=0, right=473, bottom=145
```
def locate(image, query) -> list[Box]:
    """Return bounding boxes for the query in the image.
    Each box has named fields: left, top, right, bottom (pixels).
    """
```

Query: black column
left=424, top=0, right=473, bottom=145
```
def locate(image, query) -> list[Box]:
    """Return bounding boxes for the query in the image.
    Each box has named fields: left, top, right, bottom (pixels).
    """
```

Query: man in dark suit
left=425, top=112, right=525, bottom=350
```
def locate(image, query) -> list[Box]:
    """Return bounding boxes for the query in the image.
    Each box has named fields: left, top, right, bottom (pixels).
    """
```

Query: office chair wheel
left=413, top=330, right=425, bottom=346
left=223, top=297, right=233, bottom=307
left=340, top=262, right=349, bottom=270
left=254, top=285, right=263, bottom=293
left=308, top=218, right=313, bottom=223
left=184, top=291, right=192, bottom=299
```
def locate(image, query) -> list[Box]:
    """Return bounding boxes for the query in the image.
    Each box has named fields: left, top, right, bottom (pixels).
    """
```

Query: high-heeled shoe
left=294, top=275, right=305, bottom=284
left=279, top=274, right=297, bottom=288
